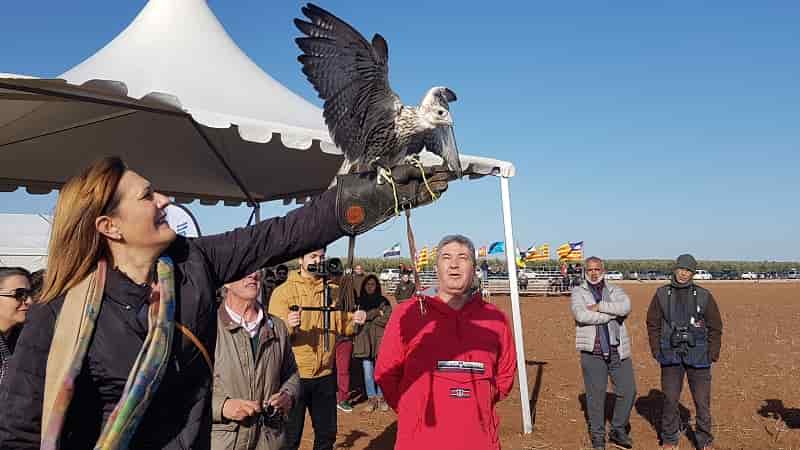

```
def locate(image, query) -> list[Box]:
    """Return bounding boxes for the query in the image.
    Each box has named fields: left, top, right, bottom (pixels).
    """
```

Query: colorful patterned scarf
left=42, top=257, right=176, bottom=450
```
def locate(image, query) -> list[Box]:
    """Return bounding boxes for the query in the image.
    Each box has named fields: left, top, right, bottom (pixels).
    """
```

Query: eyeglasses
left=0, top=288, right=33, bottom=302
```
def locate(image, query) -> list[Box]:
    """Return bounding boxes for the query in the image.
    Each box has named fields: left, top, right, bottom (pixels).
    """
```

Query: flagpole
left=500, top=176, right=533, bottom=434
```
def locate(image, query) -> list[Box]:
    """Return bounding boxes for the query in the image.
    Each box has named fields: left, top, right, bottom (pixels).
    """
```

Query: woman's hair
left=40, top=157, right=127, bottom=303
left=0, top=267, right=32, bottom=286
left=359, top=274, right=382, bottom=298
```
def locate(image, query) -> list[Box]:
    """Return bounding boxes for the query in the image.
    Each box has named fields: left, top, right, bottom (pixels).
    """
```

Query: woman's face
left=104, top=170, right=175, bottom=252
left=365, top=278, right=377, bottom=295
left=0, top=275, right=32, bottom=330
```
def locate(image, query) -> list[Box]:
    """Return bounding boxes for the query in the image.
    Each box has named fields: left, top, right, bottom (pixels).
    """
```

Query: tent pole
left=500, top=175, right=533, bottom=434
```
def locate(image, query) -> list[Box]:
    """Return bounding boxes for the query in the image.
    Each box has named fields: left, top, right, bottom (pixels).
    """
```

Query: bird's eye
left=438, top=110, right=445, bottom=116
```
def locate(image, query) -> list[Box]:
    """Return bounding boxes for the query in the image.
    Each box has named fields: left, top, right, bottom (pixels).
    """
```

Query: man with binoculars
left=646, top=254, right=723, bottom=450
left=269, top=249, right=366, bottom=450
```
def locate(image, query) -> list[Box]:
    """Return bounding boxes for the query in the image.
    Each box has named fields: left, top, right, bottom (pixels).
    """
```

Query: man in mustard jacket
left=269, top=249, right=366, bottom=450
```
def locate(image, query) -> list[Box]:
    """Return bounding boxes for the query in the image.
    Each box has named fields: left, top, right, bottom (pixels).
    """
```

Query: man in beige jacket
left=269, top=249, right=366, bottom=450
left=212, top=271, right=301, bottom=450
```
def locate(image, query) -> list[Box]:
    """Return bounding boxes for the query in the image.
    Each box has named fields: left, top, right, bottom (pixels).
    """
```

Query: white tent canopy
left=0, top=0, right=530, bottom=433
left=0, top=214, right=51, bottom=271
left=0, top=0, right=513, bottom=205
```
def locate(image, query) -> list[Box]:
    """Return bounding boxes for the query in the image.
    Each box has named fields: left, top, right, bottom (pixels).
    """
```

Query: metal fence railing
left=381, top=273, right=576, bottom=297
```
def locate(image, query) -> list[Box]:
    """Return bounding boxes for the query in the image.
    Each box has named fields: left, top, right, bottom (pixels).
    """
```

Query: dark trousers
left=580, top=351, right=637, bottom=446
left=661, top=364, right=713, bottom=447
left=282, top=374, right=337, bottom=450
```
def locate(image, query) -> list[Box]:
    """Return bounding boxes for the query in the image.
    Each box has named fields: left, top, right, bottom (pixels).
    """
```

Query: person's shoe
left=378, top=396, right=389, bottom=412
left=336, top=400, right=353, bottom=413
left=608, top=432, right=633, bottom=449
left=363, top=398, right=377, bottom=413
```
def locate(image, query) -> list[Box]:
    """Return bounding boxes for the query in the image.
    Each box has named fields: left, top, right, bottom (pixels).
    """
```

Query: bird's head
left=420, top=105, right=453, bottom=129
left=418, top=86, right=457, bottom=129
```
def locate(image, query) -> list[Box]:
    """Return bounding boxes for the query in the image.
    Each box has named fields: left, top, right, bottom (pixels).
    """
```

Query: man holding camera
left=646, top=254, right=723, bottom=450
left=212, top=271, right=300, bottom=450
left=269, top=249, right=366, bottom=450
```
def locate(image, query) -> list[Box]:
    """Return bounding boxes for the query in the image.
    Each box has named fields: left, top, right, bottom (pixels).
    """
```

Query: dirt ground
left=297, top=282, right=800, bottom=450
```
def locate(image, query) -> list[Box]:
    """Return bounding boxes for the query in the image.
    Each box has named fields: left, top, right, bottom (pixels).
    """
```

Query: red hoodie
left=375, top=292, right=517, bottom=450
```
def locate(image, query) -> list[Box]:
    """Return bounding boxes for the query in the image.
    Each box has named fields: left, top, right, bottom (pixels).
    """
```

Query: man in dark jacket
left=646, top=254, right=723, bottom=450
left=393, top=271, right=415, bottom=302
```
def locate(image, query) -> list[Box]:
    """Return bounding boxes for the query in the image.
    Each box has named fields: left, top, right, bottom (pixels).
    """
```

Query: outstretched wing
left=421, top=87, right=462, bottom=178
left=295, top=3, right=402, bottom=162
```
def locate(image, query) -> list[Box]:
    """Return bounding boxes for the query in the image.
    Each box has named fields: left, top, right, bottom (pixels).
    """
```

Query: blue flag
left=488, top=241, right=505, bottom=255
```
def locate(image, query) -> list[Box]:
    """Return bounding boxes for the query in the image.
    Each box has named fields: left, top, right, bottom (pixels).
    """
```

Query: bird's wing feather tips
left=295, top=3, right=401, bottom=162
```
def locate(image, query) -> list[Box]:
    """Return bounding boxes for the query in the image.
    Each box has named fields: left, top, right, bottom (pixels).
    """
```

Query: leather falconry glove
left=335, top=164, right=452, bottom=235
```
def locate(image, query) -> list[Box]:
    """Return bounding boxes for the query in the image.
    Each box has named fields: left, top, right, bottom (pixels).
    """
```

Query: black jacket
left=393, top=281, right=416, bottom=302
left=0, top=190, right=343, bottom=450
left=646, top=283, right=723, bottom=363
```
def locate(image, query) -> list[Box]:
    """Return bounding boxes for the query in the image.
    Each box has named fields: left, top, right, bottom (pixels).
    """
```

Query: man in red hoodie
left=375, top=235, right=517, bottom=450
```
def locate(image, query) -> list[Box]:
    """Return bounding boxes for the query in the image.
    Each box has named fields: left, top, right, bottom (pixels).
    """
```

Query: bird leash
left=405, top=208, right=427, bottom=316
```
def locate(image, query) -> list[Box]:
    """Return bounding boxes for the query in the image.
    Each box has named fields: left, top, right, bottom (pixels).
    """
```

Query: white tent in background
left=0, top=214, right=51, bottom=271
left=0, top=0, right=530, bottom=433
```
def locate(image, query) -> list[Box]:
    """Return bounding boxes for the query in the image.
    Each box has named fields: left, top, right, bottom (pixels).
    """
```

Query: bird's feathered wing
left=421, top=87, right=463, bottom=178
left=295, top=3, right=402, bottom=164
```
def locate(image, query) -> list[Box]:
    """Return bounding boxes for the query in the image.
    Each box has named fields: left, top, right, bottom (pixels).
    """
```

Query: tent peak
left=61, top=0, right=328, bottom=135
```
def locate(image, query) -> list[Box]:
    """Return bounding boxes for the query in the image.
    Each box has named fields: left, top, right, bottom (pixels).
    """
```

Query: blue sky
left=1, top=1, right=798, bottom=261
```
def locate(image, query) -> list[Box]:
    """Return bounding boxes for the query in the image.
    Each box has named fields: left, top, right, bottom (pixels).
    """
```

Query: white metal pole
left=499, top=176, right=533, bottom=434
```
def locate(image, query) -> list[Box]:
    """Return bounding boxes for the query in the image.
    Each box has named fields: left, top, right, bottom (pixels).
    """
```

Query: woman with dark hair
left=0, top=157, right=448, bottom=450
left=352, top=274, right=392, bottom=413
left=0, top=267, right=33, bottom=388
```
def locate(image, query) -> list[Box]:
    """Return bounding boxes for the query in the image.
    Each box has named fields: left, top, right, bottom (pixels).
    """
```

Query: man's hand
left=587, top=304, right=599, bottom=312
left=222, top=399, right=262, bottom=422
left=353, top=310, right=367, bottom=325
left=287, top=308, right=302, bottom=328
left=267, top=391, right=293, bottom=414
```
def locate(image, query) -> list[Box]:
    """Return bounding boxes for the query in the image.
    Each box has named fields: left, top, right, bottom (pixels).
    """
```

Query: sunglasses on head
left=0, top=288, right=33, bottom=301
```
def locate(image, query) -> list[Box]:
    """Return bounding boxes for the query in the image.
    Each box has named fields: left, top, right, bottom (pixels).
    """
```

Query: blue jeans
left=362, top=359, right=383, bottom=398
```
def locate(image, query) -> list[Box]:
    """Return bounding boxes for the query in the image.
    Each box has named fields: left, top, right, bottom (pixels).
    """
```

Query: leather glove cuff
left=335, top=165, right=451, bottom=235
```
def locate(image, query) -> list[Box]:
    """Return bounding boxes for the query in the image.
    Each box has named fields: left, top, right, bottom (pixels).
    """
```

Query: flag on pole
left=478, top=246, right=488, bottom=258
left=416, top=246, right=429, bottom=271
left=525, top=244, right=549, bottom=261
left=382, top=243, right=401, bottom=258
left=557, top=241, right=584, bottom=261
left=488, top=241, right=505, bottom=255
left=515, top=247, right=526, bottom=268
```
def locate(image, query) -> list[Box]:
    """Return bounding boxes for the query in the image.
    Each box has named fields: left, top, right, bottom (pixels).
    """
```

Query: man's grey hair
left=436, top=234, right=477, bottom=266
left=585, top=256, right=604, bottom=267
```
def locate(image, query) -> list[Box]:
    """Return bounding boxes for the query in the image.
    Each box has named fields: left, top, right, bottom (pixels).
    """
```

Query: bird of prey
left=294, top=3, right=463, bottom=183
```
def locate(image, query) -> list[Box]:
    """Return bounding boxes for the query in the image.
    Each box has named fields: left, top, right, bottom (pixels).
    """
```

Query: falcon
left=294, top=3, right=463, bottom=183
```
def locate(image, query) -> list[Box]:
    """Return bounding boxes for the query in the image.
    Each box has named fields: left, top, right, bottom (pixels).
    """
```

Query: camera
left=670, top=326, right=696, bottom=348
left=259, top=404, right=283, bottom=429
left=306, top=256, right=343, bottom=277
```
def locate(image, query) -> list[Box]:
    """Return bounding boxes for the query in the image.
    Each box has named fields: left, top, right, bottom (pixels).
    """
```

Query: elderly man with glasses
left=570, top=257, right=636, bottom=450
